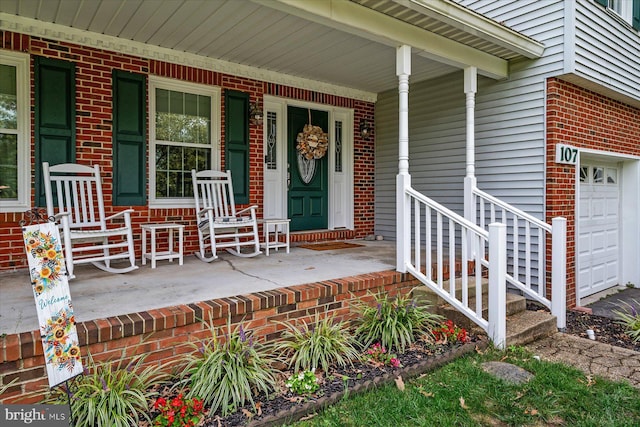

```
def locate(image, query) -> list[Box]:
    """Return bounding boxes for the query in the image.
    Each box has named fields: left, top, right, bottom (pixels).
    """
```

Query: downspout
left=396, top=45, right=411, bottom=272
left=463, top=66, right=478, bottom=259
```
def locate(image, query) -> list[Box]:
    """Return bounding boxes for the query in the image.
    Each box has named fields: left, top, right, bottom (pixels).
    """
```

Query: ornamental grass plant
left=43, top=351, right=169, bottom=427
left=273, top=312, right=360, bottom=373
left=180, top=319, right=277, bottom=417
left=353, top=290, right=443, bottom=352
left=613, top=299, right=640, bottom=343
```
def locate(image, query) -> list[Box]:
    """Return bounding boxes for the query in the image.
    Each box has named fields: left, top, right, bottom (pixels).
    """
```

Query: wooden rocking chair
left=192, top=169, right=261, bottom=261
left=43, top=162, right=138, bottom=279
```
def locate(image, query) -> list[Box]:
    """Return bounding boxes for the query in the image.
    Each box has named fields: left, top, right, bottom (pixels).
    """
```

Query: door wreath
left=296, top=109, right=329, bottom=160
left=295, top=109, right=328, bottom=184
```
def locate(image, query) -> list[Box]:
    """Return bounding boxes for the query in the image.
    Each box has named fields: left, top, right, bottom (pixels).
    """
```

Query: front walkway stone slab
left=525, top=332, right=640, bottom=389
left=481, top=361, right=534, bottom=384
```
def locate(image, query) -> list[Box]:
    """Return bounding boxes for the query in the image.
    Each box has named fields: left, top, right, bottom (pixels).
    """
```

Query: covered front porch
left=0, top=239, right=396, bottom=336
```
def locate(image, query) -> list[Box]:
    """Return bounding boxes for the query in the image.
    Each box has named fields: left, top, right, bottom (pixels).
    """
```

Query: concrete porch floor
left=0, top=240, right=396, bottom=336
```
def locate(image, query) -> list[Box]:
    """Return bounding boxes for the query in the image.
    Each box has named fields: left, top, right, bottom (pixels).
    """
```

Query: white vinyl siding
left=573, top=1, right=640, bottom=101
left=376, top=0, right=565, bottom=240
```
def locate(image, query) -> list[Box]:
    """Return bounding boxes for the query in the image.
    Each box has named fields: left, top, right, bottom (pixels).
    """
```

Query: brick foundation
left=0, top=270, right=420, bottom=403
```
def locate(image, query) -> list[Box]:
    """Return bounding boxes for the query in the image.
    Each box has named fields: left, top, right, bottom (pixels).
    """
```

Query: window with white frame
left=601, top=0, right=639, bottom=29
left=609, top=0, right=630, bottom=19
left=149, top=77, right=220, bottom=206
left=0, top=51, right=30, bottom=212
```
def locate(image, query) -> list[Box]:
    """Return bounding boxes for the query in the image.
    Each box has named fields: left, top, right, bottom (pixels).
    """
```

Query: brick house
left=0, top=0, right=639, bottom=403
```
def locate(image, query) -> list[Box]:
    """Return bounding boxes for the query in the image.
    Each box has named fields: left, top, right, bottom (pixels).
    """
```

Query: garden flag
left=22, top=222, right=83, bottom=388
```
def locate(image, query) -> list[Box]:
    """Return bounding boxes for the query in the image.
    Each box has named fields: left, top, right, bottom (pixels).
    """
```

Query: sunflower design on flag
left=41, top=306, right=81, bottom=372
left=24, top=228, right=66, bottom=295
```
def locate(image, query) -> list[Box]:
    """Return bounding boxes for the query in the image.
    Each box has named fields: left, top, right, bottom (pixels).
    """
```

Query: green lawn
left=283, top=346, right=640, bottom=427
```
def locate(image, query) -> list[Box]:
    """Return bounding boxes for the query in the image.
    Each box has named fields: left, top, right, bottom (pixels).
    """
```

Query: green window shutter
left=112, top=70, right=147, bottom=206
left=633, top=0, right=640, bottom=30
left=35, top=57, right=76, bottom=207
left=224, top=90, right=250, bottom=204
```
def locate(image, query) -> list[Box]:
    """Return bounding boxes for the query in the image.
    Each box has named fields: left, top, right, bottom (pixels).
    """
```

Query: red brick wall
left=0, top=31, right=376, bottom=272
left=0, top=271, right=418, bottom=403
left=545, top=78, right=640, bottom=307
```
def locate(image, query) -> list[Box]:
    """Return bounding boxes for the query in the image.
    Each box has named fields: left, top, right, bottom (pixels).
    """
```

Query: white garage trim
left=575, top=149, right=640, bottom=306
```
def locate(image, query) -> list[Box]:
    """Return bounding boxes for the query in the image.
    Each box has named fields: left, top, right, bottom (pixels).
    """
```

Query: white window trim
left=148, top=76, right=221, bottom=208
left=0, top=51, right=31, bottom=213
left=605, top=0, right=635, bottom=28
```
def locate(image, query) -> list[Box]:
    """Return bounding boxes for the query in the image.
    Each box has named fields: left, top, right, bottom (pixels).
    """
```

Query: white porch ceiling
left=0, top=0, right=543, bottom=96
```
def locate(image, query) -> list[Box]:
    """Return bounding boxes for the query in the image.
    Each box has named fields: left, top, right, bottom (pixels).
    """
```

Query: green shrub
left=353, top=290, right=443, bottom=353
left=273, top=312, right=360, bottom=373
left=285, top=369, right=320, bottom=395
left=613, top=299, right=640, bottom=343
left=44, top=351, right=169, bottom=427
left=182, top=320, right=276, bottom=417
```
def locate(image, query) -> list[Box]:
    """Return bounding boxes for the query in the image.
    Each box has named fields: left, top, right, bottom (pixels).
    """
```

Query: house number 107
left=556, top=144, right=578, bottom=165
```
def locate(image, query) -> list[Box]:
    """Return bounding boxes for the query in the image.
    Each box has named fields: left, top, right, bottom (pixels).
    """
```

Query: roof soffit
left=399, top=0, right=544, bottom=58
left=258, top=0, right=544, bottom=79
left=0, top=12, right=378, bottom=102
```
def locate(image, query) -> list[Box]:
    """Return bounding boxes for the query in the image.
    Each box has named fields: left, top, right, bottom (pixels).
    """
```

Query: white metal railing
left=404, top=187, right=507, bottom=348
left=472, top=187, right=566, bottom=328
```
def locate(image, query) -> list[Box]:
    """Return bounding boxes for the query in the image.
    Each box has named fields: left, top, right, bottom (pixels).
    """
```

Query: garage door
left=578, top=164, right=620, bottom=298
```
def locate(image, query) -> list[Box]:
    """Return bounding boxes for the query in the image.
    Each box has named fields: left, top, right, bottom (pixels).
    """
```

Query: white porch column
left=396, top=45, right=411, bottom=272
left=464, top=66, right=477, bottom=180
left=463, top=67, right=478, bottom=259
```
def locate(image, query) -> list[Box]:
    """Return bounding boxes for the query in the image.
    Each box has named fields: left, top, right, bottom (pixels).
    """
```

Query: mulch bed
left=146, top=336, right=487, bottom=427
left=564, top=309, right=639, bottom=352
left=527, top=302, right=639, bottom=353
left=144, top=306, right=639, bottom=426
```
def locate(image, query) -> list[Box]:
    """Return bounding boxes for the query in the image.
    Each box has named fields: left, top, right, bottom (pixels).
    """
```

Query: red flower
left=171, top=395, right=183, bottom=407
left=154, top=397, right=166, bottom=409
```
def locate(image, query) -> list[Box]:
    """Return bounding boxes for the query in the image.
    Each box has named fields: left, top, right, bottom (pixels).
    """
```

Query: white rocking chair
left=43, top=162, right=138, bottom=279
left=192, top=169, right=261, bottom=262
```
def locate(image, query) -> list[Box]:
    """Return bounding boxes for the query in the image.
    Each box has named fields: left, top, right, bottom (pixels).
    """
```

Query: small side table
left=141, top=223, right=184, bottom=268
left=261, top=219, right=290, bottom=256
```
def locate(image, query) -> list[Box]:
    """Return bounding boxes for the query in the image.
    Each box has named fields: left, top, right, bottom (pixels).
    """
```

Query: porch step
left=437, top=292, right=527, bottom=329
left=412, top=281, right=557, bottom=347
left=411, top=277, right=489, bottom=309
left=506, top=309, right=557, bottom=347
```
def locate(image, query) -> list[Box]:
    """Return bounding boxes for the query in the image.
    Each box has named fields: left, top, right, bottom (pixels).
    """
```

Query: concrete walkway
left=525, top=333, right=640, bottom=389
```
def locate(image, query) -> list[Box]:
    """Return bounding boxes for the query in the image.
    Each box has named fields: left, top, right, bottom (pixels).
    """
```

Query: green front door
left=287, top=106, right=328, bottom=231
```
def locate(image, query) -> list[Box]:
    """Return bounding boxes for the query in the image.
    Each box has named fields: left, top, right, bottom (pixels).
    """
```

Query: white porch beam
left=396, top=45, right=411, bottom=273
left=260, top=0, right=510, bottom=79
